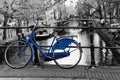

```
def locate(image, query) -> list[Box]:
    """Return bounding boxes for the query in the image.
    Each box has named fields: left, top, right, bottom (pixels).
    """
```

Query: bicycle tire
left=53, top=39, right=82, bottom=69
left=4, top=40, right=32, bottom=69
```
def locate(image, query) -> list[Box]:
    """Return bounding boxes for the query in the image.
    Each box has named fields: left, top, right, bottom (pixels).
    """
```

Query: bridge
left=0, top=20, right=120, bottom=80
left=0, top=0, right=120, bottom=79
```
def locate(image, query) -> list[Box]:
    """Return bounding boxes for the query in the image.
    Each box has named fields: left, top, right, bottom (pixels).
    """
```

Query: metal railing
left=1, top=23, right=120, bottom=66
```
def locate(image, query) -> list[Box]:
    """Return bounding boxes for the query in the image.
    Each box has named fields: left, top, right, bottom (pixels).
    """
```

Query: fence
left=0, top=22, right=120, bottom=67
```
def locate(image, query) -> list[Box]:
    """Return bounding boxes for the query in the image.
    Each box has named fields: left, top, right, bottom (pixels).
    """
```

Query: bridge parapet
left=0, top=23, right=120, bottom=66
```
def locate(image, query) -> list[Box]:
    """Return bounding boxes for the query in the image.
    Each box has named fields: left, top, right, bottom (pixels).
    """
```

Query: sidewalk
left=0, top=63, right=120, bottom=80
left=0, top=78, right=101, bottom=80
left=0, top=78, right=99, bottom=80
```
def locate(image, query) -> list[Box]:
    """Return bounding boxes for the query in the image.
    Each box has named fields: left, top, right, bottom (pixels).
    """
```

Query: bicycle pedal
left=39, top=60, right=44, bottom=64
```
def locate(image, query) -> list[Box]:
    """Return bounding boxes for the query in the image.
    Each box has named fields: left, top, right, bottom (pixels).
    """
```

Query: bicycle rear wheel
left=4, top=40, right=32, bottom=69
left=53, top=40, right=82, bottom=69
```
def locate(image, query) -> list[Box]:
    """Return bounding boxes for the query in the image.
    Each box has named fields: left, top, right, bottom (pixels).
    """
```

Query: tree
left=0, top=0, right=12, bottom=39
left=0, top=0, right=57, bottom=39
left=76, top=0, right=97, bottom=18
left=76, top=0, right=103, bottom=19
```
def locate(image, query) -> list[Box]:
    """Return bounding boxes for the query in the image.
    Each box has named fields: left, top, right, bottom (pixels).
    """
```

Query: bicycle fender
left=79, top=42, right=83, bottom=53
left=52, top=38, right=73, bottom=50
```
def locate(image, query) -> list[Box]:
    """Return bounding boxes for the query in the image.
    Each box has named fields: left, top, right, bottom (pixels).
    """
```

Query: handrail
left=0, top=26, right=120, bottom=29
left=1, top=24, right=120, bottom=66
left=0, top=45, right=120, bottom=49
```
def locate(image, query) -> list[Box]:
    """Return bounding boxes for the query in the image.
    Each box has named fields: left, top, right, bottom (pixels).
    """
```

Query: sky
left=65, top=0, right=78, bottom=15
left=65, top=0, right=78, bottom=7
left=0, top=0, right=79, bottom=8
left=0, top=0, right=79, bottom=18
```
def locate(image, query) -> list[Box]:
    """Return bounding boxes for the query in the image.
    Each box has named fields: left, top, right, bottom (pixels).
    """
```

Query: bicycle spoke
left=53, top=40, right=82, bottom=69
left=4, top=40, right=32, bottom=69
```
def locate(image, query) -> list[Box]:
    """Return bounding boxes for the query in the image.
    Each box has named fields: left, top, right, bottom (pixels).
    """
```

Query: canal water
left=38, top=29, right=111, bottom=66
left=38, top=20, right=113, bottom=66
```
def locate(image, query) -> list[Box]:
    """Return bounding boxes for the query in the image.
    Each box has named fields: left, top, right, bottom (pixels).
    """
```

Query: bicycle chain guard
left=52, top=38, right=73, bottom=50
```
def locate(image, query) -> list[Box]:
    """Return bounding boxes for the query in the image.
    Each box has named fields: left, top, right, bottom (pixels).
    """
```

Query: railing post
left=33, top=46, right=40, bottom=66
left=99, top=39, right=104, bottom=66
left=89, top=22, right=96, bottom=67
left=33, top=43, right=40, bottom=66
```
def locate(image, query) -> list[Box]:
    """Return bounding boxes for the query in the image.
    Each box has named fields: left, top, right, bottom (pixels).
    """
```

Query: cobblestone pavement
left=0, top=62, right=120, bottom=80
left=0, top=78, right=99, bottom=80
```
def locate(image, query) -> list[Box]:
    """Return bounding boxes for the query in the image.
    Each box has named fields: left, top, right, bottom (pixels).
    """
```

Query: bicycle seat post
left=54, top=32, right=60, bottom=43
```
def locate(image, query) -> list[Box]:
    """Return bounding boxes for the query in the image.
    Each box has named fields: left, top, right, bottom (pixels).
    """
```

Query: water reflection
left=38, top=29, right=104, bottom=66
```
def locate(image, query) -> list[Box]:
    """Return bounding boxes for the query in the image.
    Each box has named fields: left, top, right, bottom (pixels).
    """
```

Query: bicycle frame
left=4, top=26, right=83, bottom=69
left=21, top=27, right=80, bottom=61
left=22, top=29, right=52, bottom=57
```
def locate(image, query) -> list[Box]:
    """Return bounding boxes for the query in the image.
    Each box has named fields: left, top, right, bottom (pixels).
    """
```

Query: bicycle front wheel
left=4, top=40, right=32, bottom=69
left=53, top=40, right=82, bottom=69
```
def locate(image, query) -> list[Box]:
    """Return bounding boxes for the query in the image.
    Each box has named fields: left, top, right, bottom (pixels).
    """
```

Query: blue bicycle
left=4, top=25, right=83, bottom=69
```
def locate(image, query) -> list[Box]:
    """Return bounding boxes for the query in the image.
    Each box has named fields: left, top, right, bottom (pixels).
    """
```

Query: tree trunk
left=3, top=12, right=9, bottom=40
left=16, top=19, right=22, bottom=35
left=98, top=39, right=104, bottom=66
left=26, top=20, right=29, bottom=31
